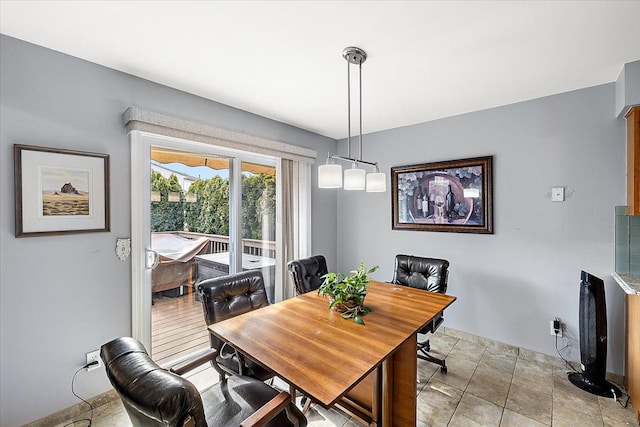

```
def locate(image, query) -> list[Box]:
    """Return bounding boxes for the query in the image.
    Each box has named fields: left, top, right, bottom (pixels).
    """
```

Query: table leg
left=386, top=334, right=418, bottom=426
left=381, top=356, right=393, bottom=426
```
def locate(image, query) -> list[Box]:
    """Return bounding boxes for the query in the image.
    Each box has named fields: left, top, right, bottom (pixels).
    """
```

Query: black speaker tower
left=568, top=271, right=621, bottom=398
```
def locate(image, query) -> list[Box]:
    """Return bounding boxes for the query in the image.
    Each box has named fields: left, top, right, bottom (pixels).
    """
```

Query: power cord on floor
left=615, top=389, right=631, bottom=408
left=63, top=363, right=95, bottom=427
left=555, top=335, right=631, bottom=407
left=555, top=334, right=579, bottom=373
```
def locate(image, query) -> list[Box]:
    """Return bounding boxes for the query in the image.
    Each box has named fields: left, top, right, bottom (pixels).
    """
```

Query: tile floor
left=56, top=331, right=638, bottom=427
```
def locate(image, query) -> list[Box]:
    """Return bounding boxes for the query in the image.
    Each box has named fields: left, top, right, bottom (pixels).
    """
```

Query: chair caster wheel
left=440, top=366, right=447, bottom=374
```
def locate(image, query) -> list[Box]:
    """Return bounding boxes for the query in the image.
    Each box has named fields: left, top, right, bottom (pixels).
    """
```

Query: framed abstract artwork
left=14, top=144, right=110, bottom=237
left=391, top=156, right=493, bottom=234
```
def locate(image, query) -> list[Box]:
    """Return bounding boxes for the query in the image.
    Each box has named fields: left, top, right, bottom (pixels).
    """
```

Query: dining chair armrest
left=239, top=391, right=293, bottom=427
left=170, top=348, right=217, bottom=376
left=218, top=341, right=247, bottom=376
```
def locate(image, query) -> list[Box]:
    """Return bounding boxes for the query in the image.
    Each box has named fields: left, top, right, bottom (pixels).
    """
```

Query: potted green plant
left=318, top=261, right=379, bottom=324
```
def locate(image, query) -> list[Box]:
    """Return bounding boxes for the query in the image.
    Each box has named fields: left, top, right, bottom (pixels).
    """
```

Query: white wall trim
left=123, top=106, right=317, bottom=163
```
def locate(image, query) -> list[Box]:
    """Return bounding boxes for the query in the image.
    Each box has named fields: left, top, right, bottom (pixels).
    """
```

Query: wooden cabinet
left=626, top=106, right=640, bottom=215
left=627, top=294, right=640, bottom=423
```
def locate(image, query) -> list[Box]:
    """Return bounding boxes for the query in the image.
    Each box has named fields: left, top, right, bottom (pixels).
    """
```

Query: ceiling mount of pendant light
left=317, top=46, right=386, bottom=193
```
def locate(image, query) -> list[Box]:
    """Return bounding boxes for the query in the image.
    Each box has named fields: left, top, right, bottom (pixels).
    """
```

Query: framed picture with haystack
left=14, top=144, right=110, bottom=237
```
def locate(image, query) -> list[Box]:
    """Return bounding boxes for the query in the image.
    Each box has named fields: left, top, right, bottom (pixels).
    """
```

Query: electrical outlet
left=86, top=350, right=101, bottom=371
left=549, top=318, right=563, bottom=337
left=551, top=186, right=565, bottom=202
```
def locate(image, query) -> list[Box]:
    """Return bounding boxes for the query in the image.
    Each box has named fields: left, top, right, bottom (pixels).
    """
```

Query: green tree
left=185, top=176, right=229, bottom=235
left=150, top=171, right=184, bottom=232
left=242, top=174, right=276, bottom=240
left=184, top=179, right=206, bottom=232
left=166, top=171, right=275, bottom=240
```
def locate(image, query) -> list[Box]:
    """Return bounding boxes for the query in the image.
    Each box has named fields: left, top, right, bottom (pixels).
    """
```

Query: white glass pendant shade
left=318, top=164, right=343, bottom=188
left=344, top=166, right=366, bottom=191
left=366, top=172, right=386, bottom=192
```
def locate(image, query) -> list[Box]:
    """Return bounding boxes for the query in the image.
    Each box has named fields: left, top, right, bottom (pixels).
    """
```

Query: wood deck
left=151, top=287, right=209, bottom=367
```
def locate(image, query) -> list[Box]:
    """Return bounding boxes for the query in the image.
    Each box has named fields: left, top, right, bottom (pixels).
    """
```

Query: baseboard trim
left=24, top=389, right=119, bottom=427
left=441, top=326, right=624, bottom=386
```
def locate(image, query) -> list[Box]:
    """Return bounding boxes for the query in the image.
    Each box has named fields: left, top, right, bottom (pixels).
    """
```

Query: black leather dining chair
left=287, top=255, right=328, bottom=295
left=101, top=337, right=306, bottom=427
left=197, top=270, right=274, bottom=382
left=286, top=255, right=329, bottom=412
left=391, top=254, right=450, bottom=373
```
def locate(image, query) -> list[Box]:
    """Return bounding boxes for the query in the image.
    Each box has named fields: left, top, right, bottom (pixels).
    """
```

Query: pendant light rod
left=318, top=46, right=385, bottom=192
left=343, top=46, right=369, bottom=166
left=342, top=47, right=367, bottom=162
left=359, top=60, right=363, bottom=161
left=347, top=56, right=351, bottom=159
left=325, top=153, right=378, bottom=167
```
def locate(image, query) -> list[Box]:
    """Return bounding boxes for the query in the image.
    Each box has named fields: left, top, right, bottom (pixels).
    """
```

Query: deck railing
left=168, top=231, right=276, bottom=259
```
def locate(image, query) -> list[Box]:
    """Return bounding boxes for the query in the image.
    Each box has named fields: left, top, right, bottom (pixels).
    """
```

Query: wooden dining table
left=208, top=280, right=456, bottom=426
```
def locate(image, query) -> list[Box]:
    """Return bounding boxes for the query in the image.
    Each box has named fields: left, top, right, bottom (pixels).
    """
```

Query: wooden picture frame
left=14, top=144, right=110, bottom=237
left=391, top=156, right=493, bottom=234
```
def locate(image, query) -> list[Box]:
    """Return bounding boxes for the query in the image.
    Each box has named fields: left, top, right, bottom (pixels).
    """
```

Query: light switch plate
left=116, top=238, right=131, bottom=261
left=551, top=186, right=565, bottom=202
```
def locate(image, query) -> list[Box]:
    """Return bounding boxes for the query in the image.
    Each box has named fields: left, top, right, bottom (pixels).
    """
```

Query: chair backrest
left=197, top=270, right=269, bottom=350
left=101, top=337, right=206, bottom=427
left=287, top=255, right=328, bottom=295
left=391, top=254, right=449, bottom=294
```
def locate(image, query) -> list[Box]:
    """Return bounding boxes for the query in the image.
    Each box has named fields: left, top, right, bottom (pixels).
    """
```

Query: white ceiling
left=1, top=1, right=640, bottom=139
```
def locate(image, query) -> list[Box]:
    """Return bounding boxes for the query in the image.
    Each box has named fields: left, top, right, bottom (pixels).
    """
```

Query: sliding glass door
left=131, top=132, right=278, bottom=365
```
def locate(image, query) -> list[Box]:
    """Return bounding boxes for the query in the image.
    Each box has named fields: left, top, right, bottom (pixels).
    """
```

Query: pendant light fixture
left=318, top=47, right=386, bottom=193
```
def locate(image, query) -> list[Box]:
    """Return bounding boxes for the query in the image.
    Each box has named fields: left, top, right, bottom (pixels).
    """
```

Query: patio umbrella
left=151, top=148, right=275, bottom=176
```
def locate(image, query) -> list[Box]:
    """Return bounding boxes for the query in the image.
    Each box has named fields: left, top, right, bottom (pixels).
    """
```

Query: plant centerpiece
left=318, top=262, right=379, bottom=324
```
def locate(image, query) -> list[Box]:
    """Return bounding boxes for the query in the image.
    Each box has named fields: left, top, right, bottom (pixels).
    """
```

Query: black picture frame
left=391, top=156, right=493, bottom=234
left=14, top=144, right=110, bottom=237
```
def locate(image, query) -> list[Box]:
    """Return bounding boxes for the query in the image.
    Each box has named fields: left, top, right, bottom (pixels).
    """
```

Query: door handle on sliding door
left=145, top=249, right=160, bottom=269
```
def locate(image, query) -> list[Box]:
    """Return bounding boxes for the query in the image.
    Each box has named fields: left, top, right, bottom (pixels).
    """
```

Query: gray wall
left=335, top=82, right=629, bottom=375
left=1, top=32, right=633, bottom=426
left=0, top=35, right=336, bottom=427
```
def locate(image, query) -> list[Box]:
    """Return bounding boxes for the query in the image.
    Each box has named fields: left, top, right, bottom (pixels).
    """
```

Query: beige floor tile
left=477, top=336, right=519, bottom=357
left=519, top=347, right=566, bottom=368
left=512, top=358, right=553, bottom=390
left=340, top=419, right=363, bottom=427
left=449, top=393, right=503, bottom=426
left=598, top=396, right=639, bottom=426
left=425, top=331, right=459, bottom=356
left=552, top=389, right=603, bottom=427
left=431, top=354, right=478, bottom=391
left=416, top=380, right=463, bottom=427
left=466, top=364, right=513, bottom=407
left=553, top=370, right=600, bottom=408
left=480, top=347, right=517, bottom=373
left=51, top=334, right=630, bottom=427
left=417, top=357, right=440, bottom=384
left=506, top=377, right=552, bottom=425
left=305, top=404, right=350, bottom=427
left=449, top=339, right=487, bottom=364
left=500, top=408, right=549, bottom=426
left=444, top=328, right=479, bottom=343
left=186, top=366, right=220, bottom=391
left=551, top=406, right=604, bottom=427
left=552, top=364, right=577, bottom=383
left=55, top=398, right=131, bottom=427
